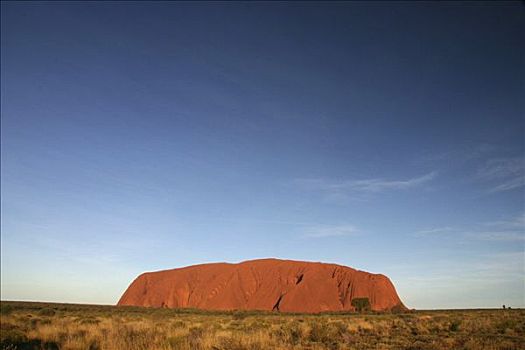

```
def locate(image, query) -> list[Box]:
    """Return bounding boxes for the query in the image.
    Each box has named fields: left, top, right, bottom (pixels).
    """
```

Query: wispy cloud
left=483, top=213, right=525, bottom=229
left=294, top=172, right=437, bottom=199
left=477, top=157, right=525, bottom=193
left=465, top=231, right=525, bottom=241
left=414, top=227, right=455, bottom=237
left=415, top=213, right=525, bottom=242
left=414, top=144, right=497, bottom=166
left=302, top=225, right=358, bottom=238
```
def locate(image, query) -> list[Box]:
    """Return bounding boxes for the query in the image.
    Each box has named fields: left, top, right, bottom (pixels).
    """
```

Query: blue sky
left=1, top=2, right=524, bottom=309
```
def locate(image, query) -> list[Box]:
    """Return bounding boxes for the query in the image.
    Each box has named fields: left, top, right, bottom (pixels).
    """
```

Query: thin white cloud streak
left=476, top=157, right=525, bottom=193
left=483, top=213, right=525, bottom=229
left=414, top=227, right=455, bottom=237
left=465, top=231, right=525, bottom=241
left=295, top=171, right=437, bottom=195
left=415, top=144, right=498, bottom=165
left=470, top=213, right=525, bottom=241
left=401, top=252, right=524, bottom=282
left=302, top=225, right=358, bottom=238
left=489, top=176, right=525, bottom=193
left=415, top=213, right=525, bottom=242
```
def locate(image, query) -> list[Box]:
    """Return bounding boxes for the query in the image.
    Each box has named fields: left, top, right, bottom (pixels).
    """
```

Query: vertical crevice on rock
left=339, top=281, right=351, bottom=308
left=187, top=289, right=192, bottom=306
left=272, top=294, right=284, bottom=311
left=296, top=274, right=304, bottom=285
left=338, top=281, right=344, bottom=307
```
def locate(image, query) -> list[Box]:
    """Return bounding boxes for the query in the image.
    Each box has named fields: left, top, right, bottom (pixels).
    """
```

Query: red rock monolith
left=118, top=258, right=406, bottom=313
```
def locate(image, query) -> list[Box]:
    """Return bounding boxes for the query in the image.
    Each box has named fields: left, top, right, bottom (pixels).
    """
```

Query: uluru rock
left=118, top=258, right=406, bottom=313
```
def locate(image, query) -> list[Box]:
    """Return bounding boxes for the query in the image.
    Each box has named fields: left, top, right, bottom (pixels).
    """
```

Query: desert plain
left=1, top=301, right=524, bottom=350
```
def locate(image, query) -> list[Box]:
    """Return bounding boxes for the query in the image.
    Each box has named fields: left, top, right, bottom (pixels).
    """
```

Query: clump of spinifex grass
left=1, top=301, right=524, bottom=350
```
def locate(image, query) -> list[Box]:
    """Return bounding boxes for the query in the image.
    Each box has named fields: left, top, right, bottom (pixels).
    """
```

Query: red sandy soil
left=118, top=258, right=406, bottom=313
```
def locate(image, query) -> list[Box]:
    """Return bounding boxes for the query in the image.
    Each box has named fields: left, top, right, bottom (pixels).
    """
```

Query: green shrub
left=0, top=328, right=28, bottom=345
left=351, top=298, right=371, bottom=312
left=88, top=340, right=101, bottom=350
left=0, top=303, right=14, bottom=315
left=29, top=318, right=50, bottom=329
left=232, top=311, right=247, bottom=320
left=449, top=320, right=460, bottom=332
left=496, top=319, right=517, bottom=334
left=391, top=303, right=406, bottom=314
left=79, top=317, right=100, bottom=325
left=308, top=321, right=344, bottom=348
left=215, top=337, right=247, bottom=350
left=167, top=335, right=187, bottom=348
left=38, top=308, right=56, bottom=317
left=271, top=321, right=303, bottom=345
left=171, top=320, right=186, bottom=329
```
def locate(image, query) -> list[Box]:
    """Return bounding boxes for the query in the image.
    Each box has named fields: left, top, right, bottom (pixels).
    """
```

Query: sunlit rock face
left=118, top=258, right=406, bottom=313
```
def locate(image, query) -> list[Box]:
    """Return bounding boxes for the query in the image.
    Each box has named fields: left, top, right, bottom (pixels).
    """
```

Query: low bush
left=38, top=308, right=56, bottom=317
left=351, top=298, right=371, bottom=312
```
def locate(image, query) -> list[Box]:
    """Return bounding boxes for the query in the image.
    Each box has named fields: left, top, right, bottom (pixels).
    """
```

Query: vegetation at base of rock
left=0, top=301, right=524, bottom=350
left=350, top=298, right=371, bottom=312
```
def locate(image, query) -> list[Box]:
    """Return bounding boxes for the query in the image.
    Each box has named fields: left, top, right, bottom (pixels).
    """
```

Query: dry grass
left=1, top=301, right=524, bottom=350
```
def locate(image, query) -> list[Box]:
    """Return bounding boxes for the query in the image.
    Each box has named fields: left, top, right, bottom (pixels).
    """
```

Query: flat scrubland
left=1, top=301, right=523, bottom=350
